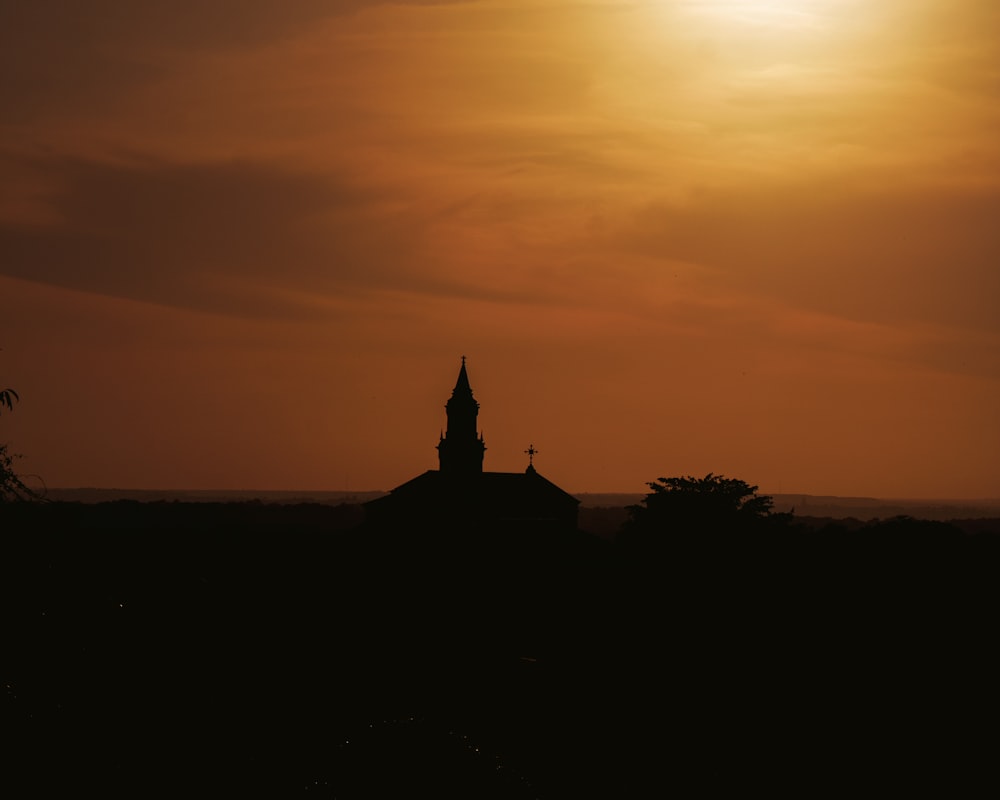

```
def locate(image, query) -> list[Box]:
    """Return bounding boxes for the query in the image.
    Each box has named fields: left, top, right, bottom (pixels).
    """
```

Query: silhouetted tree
left=1, top=386, right=17, bottom=414
left=1, top=377, right=40, bottom=501
left=618, top=472, right=783, bottom=546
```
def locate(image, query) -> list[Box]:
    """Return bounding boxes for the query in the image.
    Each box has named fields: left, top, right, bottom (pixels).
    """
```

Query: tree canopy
left=619, top=472, right=783, bottom=545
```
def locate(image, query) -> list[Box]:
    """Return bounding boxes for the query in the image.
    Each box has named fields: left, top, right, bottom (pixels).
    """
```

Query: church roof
left=364, top=468, right=579, bottom=527
left=382, top=469, right=578, bottom=503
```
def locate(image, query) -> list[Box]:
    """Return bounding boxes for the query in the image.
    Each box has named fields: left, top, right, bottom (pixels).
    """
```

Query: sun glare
left=685, top=0, right=833, bottom=30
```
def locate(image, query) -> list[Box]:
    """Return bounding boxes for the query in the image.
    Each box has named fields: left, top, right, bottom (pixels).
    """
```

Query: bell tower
left=437, top=356, right=486, bottom=477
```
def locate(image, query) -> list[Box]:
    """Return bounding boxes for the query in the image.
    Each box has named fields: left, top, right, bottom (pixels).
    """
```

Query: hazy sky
left=2, top=0, right=998, bottom=498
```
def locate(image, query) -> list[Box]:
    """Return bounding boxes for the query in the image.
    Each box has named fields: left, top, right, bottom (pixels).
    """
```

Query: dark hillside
left=4, top=502, right=999, bottom=796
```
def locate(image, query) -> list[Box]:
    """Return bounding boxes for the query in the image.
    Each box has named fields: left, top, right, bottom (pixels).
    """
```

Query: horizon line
left=39, top=487, right=1000, bottom=505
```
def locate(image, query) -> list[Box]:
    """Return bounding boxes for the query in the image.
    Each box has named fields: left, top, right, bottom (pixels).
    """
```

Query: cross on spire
left=524, top=444, right=538, bottom=466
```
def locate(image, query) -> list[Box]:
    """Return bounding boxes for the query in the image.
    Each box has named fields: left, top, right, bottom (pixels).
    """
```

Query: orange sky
left=2, top=0, right=998, bottom=498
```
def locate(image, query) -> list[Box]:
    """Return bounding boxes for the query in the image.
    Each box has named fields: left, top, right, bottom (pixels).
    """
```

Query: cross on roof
left=524, top=444, right=538, bottom=466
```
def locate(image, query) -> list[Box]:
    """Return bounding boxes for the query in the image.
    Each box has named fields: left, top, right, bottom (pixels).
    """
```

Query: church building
left=363, top=358, right=579, bottom=533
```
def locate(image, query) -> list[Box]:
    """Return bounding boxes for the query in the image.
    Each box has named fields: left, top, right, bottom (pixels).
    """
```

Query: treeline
left=4, top=497, right=999, bottom=797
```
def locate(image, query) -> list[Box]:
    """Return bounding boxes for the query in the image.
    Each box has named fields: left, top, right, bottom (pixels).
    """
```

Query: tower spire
left=454, top=355, right=472, bottom=395
left=436, top=357, right=486, bottom=476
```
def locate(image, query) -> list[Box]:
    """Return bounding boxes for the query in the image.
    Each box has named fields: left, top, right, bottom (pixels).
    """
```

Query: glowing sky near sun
left=1, top=0, right=998, bottom=498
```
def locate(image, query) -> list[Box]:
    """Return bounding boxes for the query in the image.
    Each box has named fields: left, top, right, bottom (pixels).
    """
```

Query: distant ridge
left=43, top=488, right=387, bottom=505
left=42, top=488, right=1000, bottom=522
left=766, top=494, right=1000, bottom=522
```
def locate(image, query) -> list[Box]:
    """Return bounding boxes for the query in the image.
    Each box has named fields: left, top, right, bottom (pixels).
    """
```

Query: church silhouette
left=364, top=358, right=579, bottom=533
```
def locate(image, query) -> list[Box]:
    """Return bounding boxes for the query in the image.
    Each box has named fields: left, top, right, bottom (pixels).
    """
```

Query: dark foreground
left=4, top=502, right=1000, bottom=797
